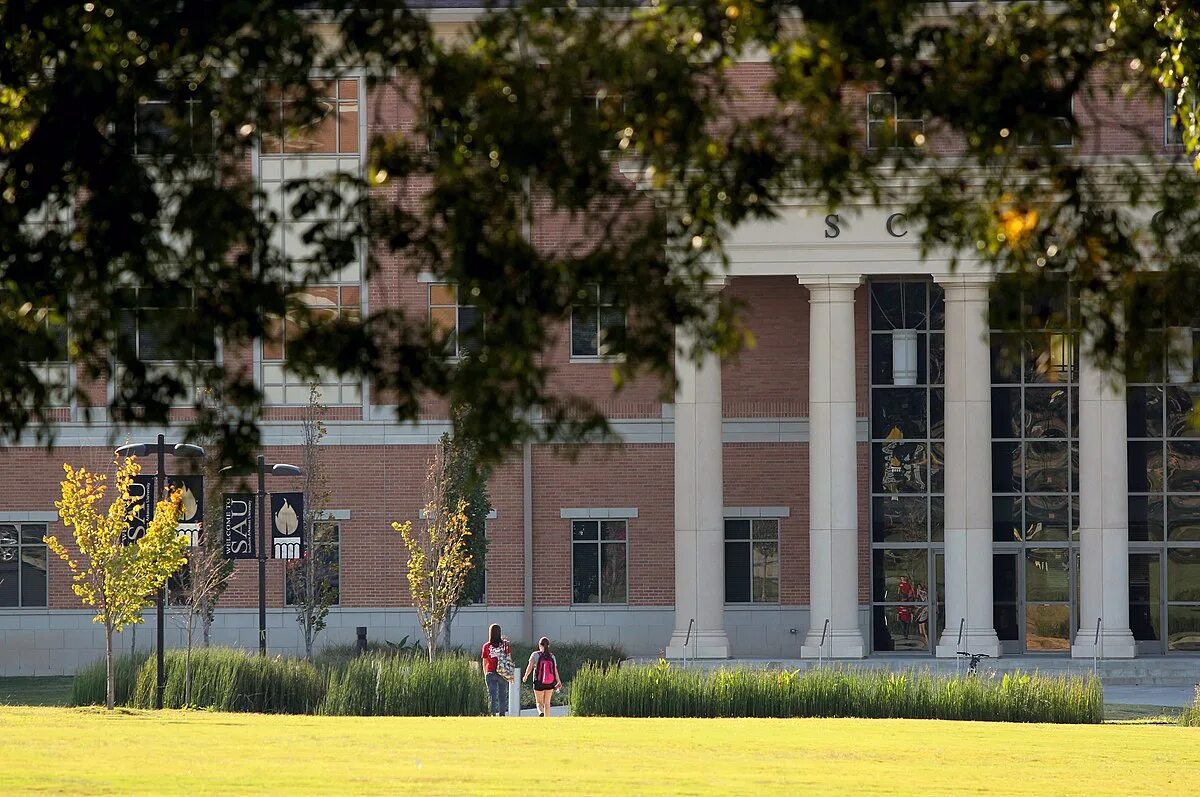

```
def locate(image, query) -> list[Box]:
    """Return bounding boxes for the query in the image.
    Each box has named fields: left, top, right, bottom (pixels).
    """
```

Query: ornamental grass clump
left=570, top=664, right=1103, bottom=724
left=70, top=652, right=149, bottom=707
left=130, top=648, right=324, bottom=713
left=320, top=654, right=487, bottom=716
left=1179, top=684, right=1200, bottom=727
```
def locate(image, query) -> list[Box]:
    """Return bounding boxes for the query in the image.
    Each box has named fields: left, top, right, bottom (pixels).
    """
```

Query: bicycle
left=957, top=651, right=991, bottom=675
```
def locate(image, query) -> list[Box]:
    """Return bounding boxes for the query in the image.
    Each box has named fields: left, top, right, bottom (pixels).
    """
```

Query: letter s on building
left=824, top=214, right=841, bottom=239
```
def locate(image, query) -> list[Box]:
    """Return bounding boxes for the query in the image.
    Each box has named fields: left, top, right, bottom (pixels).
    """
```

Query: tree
left=8, top=2, right=1200, bottom=461
left=285, top=384, right=336, bottom=658
left=169, top=526, right=231, bottom=706
left=46, top=458, right=188, bottom=710
left=392, top=451, right=474, bottom=660
left=439, top=415, right=493, bottom=650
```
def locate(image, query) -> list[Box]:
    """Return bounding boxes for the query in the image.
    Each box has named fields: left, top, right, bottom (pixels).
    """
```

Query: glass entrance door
left=1130, top=551, right=1165, bottom=654
left=994, top=549, right=1076, bottom=653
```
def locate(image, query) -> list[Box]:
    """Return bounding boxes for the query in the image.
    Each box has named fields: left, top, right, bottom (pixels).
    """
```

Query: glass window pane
left=1128, top=441, right=1165, bottom=493
left=1166, top=548, right=1200, bottom=602
left=600, top=543, right=627, bottom=604
left=1127, top=386, right=1164, bottom=438
left=1129, top=553, right=1161, bottom=604
left=1024, top=387, right=1070, bottom=438
left=0, top=547, right=17, bottom=606
left=572, top=521, right=598, bottom=541
left=598, top=306, right=625, bottom=354
left=724, top=519, right=751, bottom=540
left=871, top=333, right=894, bottom=384
left=928, top=333, right=945, bottom=386
left=991, top=387, right=1022, bottom=438
left=20, top=545, right=47, bottom=607
left=1166, top=441, right=1200, bottom=492
left=1024, top=495, right=1070, bottom=541
left=871, top=388, right=927, bottom=439
left=725, top=541, right=751, bottom=603
left=1025, top=604, right=1071, bottom=651
left=873, top=606, right=928, bottom=652
left=751, top=519, right=778, bottom=541
left=572, top=544, right=599, bottom=604
left=901, top=282, right=928, bottom=330
left=1166, top=606, right=1200, bottom=651
left=1165, top=386, right=1200, bottom=438
left=929, top=443, right=944, bottom=494
left=993, top=496, right=1021, bottom=542
left=571, top=308, right=598, bottom=357
left=1166, top=494, right=1200, bottom=542
left=1130, top=602, right=1161, bottom=642
left=600, top=520, right=626, bottom=541
left=1024, top=441, right=1069, bottom=493
left=992, top=442, right=1021, bottom=493
left=873, top=442, right=927, bottom=495
left=993, top=554, right=1019, bottom=603
left=994, top=603, right=1019, bottom=641
left=990, top=332, right=1021, bottom=384
left=871, top=549, right=928, bottom=603
left=930, top=389, right=944, bottom=440
left=870, top=282, right=903, bottom=331
left=751, top=541, right=779, bottom=602
left=429, top=283, right=457, bottom=306
left=929, top=285, right=945, bottom=331
left=1129, top=495, right=1166, bottom=542
left=1025, top=548, right=1070, bottom=602
left=871, top=497, right=928, bottom=543
left=19, top=524, right=44, bottom=545
left=457, top=306, right=481, bottom=353
left=930, top=497, right=944, bottom=542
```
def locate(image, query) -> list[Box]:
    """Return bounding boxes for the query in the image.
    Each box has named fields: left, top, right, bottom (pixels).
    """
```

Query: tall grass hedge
left=1180, top=684, right=1200, bottom=727
left=571, top=664, right=1103, bottom=724
left=70, top=652, right=149, bottom=707
left=130, top=649, right=325, bottom=713
left=320, top=654, right=486, bottom=716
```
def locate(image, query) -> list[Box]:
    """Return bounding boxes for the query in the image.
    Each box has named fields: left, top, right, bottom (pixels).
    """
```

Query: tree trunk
left=201, top=598, right=212, bottom=647
left=130, top=624, right=136, bottom=656
left=105, top=622, right=115, bottom=711
left=443, top=609, right=454, bottom=652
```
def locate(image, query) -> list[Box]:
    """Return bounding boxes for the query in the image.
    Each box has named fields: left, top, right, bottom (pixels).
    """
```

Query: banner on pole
left=270, top=491, right=304, bottom=560
left=167, top=475, right=204, bottom=546
left=222, top=493, right=256, bottom=560
left=122, top=475, right=156, bottom=546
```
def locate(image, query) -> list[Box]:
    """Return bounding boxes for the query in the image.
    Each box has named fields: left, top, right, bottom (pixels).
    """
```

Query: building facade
left=3, top=14, right=1199, bottom=675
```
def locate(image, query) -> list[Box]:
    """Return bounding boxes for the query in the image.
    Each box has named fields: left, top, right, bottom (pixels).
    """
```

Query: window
left=261, top=80, right=359, bottom=155
left=1018, top=98, right=1073, bottom=148
left=429, top=283, right=481, bottom=358
left=262, top=286, right=362, bottom=405
left=115, top=286, right=216, bottom=404
left=284, top=522, right=340, bottom=606
left=0, top=524, right=49, bottom=608
left=17, top=309, right=70, bottom=407
left=570, top=285, right=624, bottom=358
left=1165, top=90, right=1196, bottom=147
left=724, top=518, right=780, bottom=603
left=571, top=519, right=627, bottom=604
left=867, top=92, right=925, bottom=149
left=134, top=96, right=215, bottom=157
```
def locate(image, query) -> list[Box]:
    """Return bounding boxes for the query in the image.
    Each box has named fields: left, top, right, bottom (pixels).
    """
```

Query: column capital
left=704, top=276, right=730, bottom=293
left=934, top=273, right=992, bottom=300
left=800, top=275, right=863, bottom=300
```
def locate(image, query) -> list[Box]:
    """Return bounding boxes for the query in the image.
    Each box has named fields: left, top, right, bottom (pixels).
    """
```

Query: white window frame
left=866, top=92, right=925, bottom=150
left=570, top=518, right=629, bottom=605
left=723, top=517, right=781, bottom=605
left=0, top=522, right=50, bottom=608
left=570, top=284, right=626, bottom=361
left=428, top=282, right=481, bottom=360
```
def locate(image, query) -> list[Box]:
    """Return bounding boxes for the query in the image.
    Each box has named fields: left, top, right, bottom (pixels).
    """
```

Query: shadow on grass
left=1104, top=703, right=1183, bottom=724
left=0, top=676, right=73, bottom=707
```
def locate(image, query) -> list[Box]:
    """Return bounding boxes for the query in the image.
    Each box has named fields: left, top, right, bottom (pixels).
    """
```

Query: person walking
left=481, top=623, right=513, bottom=716
left=522, top=636, right=562, bottom=717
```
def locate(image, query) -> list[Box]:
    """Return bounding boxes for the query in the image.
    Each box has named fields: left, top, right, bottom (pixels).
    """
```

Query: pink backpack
left=536, top=651, right=557, bottom=684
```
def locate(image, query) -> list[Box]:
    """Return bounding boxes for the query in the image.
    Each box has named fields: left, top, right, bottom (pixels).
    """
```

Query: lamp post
left=114, top=434, right=205, bottom=710
left=221, top=456, right=302, bottom=656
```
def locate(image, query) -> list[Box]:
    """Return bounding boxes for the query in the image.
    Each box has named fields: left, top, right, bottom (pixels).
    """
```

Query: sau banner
left=167, top=475, right=204, bottom=546
left=121, top=475, right=156, bottom=545
left=270, top=492, right=304, bottom=560
left=222, top=493, right=256, bottom=560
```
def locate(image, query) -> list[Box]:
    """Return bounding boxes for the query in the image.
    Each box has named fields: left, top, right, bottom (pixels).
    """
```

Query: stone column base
left=1071, top=629, right=1137, bottom=659
left=935, top=628, right=1001, bottom=658
left=666, top=629, right=730, bottom=660
left=800, top=629, right=865, bottom=659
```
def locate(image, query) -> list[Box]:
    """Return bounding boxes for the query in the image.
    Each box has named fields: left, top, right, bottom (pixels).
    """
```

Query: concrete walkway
left=1103, top=685, right=1196, bottom=707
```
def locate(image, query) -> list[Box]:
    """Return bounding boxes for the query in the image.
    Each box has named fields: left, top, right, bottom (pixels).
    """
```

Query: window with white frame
left=262, top=286, right=362, bottom=405
left=115, top=286, right=215, bottom=404
left=571, top=519, right=627, bottom=604
left=570, top=284, right=624, bottom=358
left=133, top=95, right=215, bottom=157
left=0, top=524, right=49, bottom=608
left=724, top=518, right=780, bottom=603
left=284, top=522, right=340, bottom=607
left=1165, top=89, right=1196, bottom=147
left=1018, top=97, right=1073, bottom=148
left=429, top=283, right=481, bottom=358
left=11, top=307, right=71, bottom=407
left=867, top=92, right=925, bottom=149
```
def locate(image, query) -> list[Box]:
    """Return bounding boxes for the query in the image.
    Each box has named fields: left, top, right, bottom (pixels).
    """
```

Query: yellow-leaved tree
left=46, top=457, right=188, bottom=709
left=392, top=452, right=473, bottom=661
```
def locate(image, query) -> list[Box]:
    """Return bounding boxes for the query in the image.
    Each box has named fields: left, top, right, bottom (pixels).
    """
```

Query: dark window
left=866, top=92, right=925, bottom=150
left=724, top=519, right=779, bottom=603
left=570, top=285, right=625, bottom=358
left=284, top=522, right=339, bottom=607
left=571, top=519, right=627, bottom=604
left=0, top=524, right=49, bottom=608
left=429, top=283, right=481, bottom=358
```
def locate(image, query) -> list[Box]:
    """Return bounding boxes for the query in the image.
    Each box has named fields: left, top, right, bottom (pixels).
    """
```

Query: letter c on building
left=886, top=213, right=909, bottom=238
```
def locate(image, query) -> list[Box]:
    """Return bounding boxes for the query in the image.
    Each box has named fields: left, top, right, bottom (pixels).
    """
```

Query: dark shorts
left=533, top=682, right=556, bottom=692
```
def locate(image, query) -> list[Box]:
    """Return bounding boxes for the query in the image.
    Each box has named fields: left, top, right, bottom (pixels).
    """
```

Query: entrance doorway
left=870, top=548, right=945, bottom=654
left=993, top=549, right=1077, bottom=653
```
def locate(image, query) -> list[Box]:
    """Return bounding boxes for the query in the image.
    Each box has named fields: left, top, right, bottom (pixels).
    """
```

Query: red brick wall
left=723, top=277, right=808, bottom=417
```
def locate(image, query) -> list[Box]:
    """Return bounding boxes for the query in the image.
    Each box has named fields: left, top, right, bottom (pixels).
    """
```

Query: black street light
left=114, top=434, right=205, bottom=711
left=221, top=456, right=302, bottom=656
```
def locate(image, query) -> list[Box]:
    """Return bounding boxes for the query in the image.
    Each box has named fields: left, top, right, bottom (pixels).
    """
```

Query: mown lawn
left=0, top=706, right=1196, bottom=795
left=0, top=677, right=72, bottom=707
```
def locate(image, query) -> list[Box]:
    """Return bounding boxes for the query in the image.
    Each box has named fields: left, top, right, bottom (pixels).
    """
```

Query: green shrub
left=1179, top=684, right=1200, bottom=727
left=320, top=654, right=487, bottom=716
left=130, top=649, right=325, bottom=713
left=571, top=663, right=1103, bottom=724
left=70, top=652, right=150, bottom=707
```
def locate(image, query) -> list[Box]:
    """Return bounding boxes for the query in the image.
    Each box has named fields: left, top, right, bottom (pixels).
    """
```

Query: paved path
left=1104, top=685, right=1196, bottom=707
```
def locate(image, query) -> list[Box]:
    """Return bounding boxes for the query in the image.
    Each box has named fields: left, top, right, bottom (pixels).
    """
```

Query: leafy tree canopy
left=3, top=1, right=1200, bottom=464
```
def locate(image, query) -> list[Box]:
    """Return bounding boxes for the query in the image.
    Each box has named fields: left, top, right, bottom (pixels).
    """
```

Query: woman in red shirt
left=481, top=623, right=512, bottom=716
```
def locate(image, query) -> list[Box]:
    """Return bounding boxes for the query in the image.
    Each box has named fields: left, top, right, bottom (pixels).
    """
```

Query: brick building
left=2, top=7, right=1198, bottom=675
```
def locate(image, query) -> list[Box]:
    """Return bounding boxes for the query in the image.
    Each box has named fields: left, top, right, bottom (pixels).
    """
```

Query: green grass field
left=0, top=706, right=1196, bottom=795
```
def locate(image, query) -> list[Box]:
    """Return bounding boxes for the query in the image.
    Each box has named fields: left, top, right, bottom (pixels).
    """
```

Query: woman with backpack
left=522, top=636, right=562, bottom=717
left=481, top=623, right=513, bottom=716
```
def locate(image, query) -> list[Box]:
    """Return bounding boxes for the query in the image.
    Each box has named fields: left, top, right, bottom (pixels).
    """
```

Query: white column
left=935, top=275, right=1001, bottom=657
left=1072, top=339, right=1137, bottom=658
left=801, top=276, right=865, bottom=658
left=667, top=280, right=729, bottom=659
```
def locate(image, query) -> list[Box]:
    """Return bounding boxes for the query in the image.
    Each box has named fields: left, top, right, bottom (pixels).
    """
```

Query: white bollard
left=508, top=676, right=522, bottom=717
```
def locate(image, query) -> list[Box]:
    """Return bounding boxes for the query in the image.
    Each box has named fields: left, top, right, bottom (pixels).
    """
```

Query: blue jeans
left=485, top=672, right=509, bottom=715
